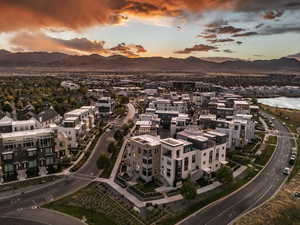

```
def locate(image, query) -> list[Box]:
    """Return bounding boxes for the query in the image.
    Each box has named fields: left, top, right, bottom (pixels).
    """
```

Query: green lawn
left=255, top=144, right=276, bottom=166
left=134, top=181, right=160, bottom=193
left=268, top=136, right=278, bottom=145
left=45, top=204, right=117, bottom=225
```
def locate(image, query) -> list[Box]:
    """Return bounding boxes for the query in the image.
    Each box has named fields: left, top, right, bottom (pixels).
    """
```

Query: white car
left=283, top=167, right=291, bottom=175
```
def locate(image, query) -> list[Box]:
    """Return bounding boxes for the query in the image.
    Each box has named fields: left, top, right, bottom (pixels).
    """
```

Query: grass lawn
left=45, top=204, right=117, bottom=225
left=255, top=144, right=276, bottom=166
left=134, top=181, right=160, bottom=193
left=268, top=136, right=277, bottom=145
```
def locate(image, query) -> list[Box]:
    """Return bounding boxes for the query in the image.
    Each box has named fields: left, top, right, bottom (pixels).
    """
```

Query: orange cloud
left=0, top=0, right=297, bottom=32
left=175, top=44, right=218, bottom=54
left=9, top=32, right=147, bottom=57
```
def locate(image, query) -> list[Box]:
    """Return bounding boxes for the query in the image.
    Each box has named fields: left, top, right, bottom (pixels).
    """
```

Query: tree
left=119, top=96, right=129, bottom=105
left=114, top=130, right=124, bottom=142
left=108, top=141, right=117, bottom=153
left=97, top=155, right=111, bottom=170
left=216, top=166, right=233, bottom=184
left=181, top=180, right=197, bottom=200
left=2, top=103, right=12, bottom=113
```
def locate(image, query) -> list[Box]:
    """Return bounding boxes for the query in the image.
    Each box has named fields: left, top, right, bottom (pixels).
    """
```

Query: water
left=258, top=97, right=300, bottom=110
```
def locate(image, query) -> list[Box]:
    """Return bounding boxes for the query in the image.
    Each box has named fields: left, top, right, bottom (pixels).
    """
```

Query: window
left=184, top=157, right=189, bottom=171
left=209, top=151, right=213, bottom=163
left=167, top=168, right=171, bottom=177
left=45, top=148, right=53, bottom=155
left=192, top=154, right=196, bottom=163
left=4, top=164, right=14, bottom=172
left=46, top=157, right=54, bottom=165
left=176, top=150, right=180, bottom=158
left=203, top=152, right=207, bottom=157
left=203, top=161, right=206, bottom=165
left=28, top=150, right=37, bottom=157
left=2, top=153, right=13, bottom=160
left=28, top=160, right=37, bottom=168
left=216, top=149, right=220, bottom=161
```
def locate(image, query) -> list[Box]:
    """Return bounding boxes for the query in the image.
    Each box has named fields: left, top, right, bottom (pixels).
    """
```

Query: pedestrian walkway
left=233, top=166, right=247, bottom=178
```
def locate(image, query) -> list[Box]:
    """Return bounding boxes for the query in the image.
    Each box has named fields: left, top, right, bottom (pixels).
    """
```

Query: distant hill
left=287, top=53, right=300, bottom=61
left=200, top=57, right=242, bottom=63
left=0, top=50, right=299, bottom=74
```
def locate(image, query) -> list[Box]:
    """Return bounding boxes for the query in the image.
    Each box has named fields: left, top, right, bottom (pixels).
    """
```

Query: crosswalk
left=71, top=173, right=97, bottom=181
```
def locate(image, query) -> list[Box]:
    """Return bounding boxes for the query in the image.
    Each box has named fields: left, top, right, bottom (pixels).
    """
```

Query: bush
left=216, top=166, right=233, bottom=184
left=97, top=155, right=111, bottom=170
left=181, top=180, right=197, bottom=200
left=108, top=141, right=117, bottom=153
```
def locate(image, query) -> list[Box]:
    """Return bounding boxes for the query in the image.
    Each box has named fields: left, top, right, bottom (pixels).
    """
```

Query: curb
left=176, top=114, right=281, bottom=225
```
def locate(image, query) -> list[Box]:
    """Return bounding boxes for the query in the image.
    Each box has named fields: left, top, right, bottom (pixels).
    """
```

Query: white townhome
left=161, top=127, right=227, bottom=187
left=126, top=135, right=161, bottom=183
left=96, top=97, right=115, bottom=116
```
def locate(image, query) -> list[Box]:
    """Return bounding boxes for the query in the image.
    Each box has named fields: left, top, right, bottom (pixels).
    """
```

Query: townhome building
left=0, top=128, right=57, bottom=182
left=0, top=116, right=42, bottom=133
left=233, top=100, right=250, bottom=114
left=215, top=114, right=255, bottom=150
left=58, top=117, right=85, bottom=150
left=161, top=127, right=227, bottom=187
left=96, top=97, right=115, bottom=116
left=149, top=98, right=188, bottom=113
left=64, top=106, right=96, bottom=131
left=170, top=114, right=191, bottom=137
left=126, top=135, right=161, bottom=183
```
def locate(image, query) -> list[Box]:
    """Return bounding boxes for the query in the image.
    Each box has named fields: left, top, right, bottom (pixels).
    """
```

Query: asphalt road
left=178, top=113, right=294, bottom=225
left=0, top=217, right=46, bottom=225
left=0, top=103, right=135, bottom=225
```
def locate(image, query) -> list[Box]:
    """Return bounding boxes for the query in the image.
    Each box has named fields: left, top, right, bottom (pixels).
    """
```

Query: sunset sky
left=0, top=0, right=300, bottom=60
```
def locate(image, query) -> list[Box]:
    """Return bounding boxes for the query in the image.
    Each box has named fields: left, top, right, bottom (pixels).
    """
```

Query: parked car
left=289, top=156, right=296, bottom=165
left=283, top=167, right=291, bottom=175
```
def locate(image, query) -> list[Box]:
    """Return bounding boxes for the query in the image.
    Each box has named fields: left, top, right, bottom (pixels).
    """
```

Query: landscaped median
left=70, top=127, right=104, bottom=172
left=98, top=121, right=134, bottom=178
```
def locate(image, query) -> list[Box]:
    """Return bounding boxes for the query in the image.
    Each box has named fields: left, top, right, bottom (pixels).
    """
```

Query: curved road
left=178, top=113, right=294, bottom=225
left=0, top=103, right=135, bottom=225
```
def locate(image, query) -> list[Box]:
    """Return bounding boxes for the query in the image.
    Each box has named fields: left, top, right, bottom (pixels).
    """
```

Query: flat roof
left=155, top=110, right=179, bottom=115
left=0, top=128, right=53, bottom=139
left=65, top=108, right=89, bottom=116
left=207, top=131, right=227, bottom=137
left=161, top=138, right=185, bottom=147
left=64, top=117, right=78, bottom=121
left=136, top=120, right=152, bottom=126
left=131, top=134, right=161, bottom=146
left=234, top=100, right=249, bottom=105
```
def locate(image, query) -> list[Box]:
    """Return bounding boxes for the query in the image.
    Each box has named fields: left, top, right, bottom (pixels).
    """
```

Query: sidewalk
left=233, top=166, right=248, bottom=178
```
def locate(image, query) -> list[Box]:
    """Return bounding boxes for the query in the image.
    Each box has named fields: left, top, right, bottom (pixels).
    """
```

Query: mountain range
left=0, top=50, right=299, bottom=74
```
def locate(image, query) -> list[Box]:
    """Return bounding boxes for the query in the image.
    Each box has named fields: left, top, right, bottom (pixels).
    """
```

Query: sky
left=0, top=0, right=300, bottom=60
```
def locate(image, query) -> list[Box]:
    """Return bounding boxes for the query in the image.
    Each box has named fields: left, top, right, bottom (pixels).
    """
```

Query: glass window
left=209, top=151, right=213, bottom=163
left=46, top=157, right=54, bottom=165
left=28, top=160, right=37, bottom=168
left=192, top=154, right=196, bottom=163
left=184, top=157, right=189, bottom=171
left=167, top=168, right=171, bottom=177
